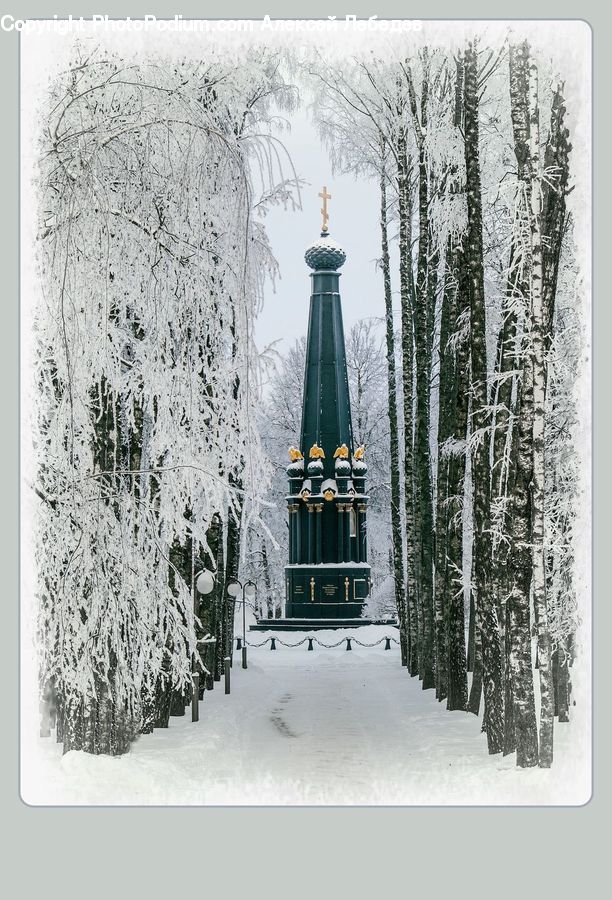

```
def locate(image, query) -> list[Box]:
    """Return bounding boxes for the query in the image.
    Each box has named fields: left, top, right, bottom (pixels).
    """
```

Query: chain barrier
left=351, top=636, right=390, bottom=648
left=243, top=634, right=399, bottom=650
left=271, top=636, right=310, bottom=648
left=312, top=636, right=348, bottom=648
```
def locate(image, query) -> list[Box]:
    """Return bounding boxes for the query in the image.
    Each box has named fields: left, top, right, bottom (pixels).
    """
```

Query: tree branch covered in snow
left=32, top=45, right=298, bottom=750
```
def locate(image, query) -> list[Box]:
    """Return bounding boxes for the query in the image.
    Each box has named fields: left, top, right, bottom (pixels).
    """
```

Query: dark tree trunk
left=152, top=664, right=173, bottom=728
left=543, top=86, right=572, bottom=734
left=140, top=682, right=156, bottom=734
left=541, top=86, right=572, bottom=347
left=407, top=53, right=435, bottom=691
left=552, top=643, right=571, bottom=723
left=445, top=243, right=470, bottom=712
left=211, top=516, right=226, bottom=682
left=434, top=239, right=455, bottom=700
left=169, top=687, right=187, bottom=717
left=168, top=530, right=192, bottom=717
left=499, top=41, right=539, bottom=767
left=223, top=492, right=242, bottom=663
left=503, top=597, right=516, bottom=755
left=468, top=618, right=483, bottom=716
left=505, top=374, right=539, bottom=766
left=261, top=540, right=273, bottom=618
left=463, top=41, right=504, bottom=753
left=397, top=126, right=419, bottom=677
left=55, top=693, right=64, bottom=743
left=197, top=514, right=221, bottom=689
left=467, top=592, right=475, bottom=672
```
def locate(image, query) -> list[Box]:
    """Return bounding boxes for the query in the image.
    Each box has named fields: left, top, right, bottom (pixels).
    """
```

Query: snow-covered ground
left=22, top=625, right=590, bottom=806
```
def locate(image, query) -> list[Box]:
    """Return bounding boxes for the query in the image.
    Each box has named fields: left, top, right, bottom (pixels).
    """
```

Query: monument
left=283, top=187, right=371, bottom=620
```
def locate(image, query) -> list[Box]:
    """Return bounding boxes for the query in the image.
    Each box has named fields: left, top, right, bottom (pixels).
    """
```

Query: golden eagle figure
left=288, top=446, right=303, bottom=461
left=309, top=443, right=325, bottom=459
left=333, top=444, right=349, bottom=459
left=354, top=445, right=366, bottom=460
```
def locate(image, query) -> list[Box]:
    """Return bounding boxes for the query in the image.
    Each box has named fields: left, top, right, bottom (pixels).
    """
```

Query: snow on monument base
left=251, top=617, right=397, bottom=632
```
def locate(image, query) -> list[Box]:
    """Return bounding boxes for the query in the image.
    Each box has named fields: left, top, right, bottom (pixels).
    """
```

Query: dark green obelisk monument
left=284, top=187, right=370, bottom=619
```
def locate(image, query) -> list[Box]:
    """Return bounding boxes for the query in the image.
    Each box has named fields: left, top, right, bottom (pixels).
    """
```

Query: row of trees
left=308, top=36, right=580, bottom=767
left=31, top=33, right=583, bottom=771
left=33, top=46, right=298, bottom=754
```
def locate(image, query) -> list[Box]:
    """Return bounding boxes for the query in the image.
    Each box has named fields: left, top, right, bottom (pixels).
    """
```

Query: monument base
left=284, top=563, right=371, bottom=619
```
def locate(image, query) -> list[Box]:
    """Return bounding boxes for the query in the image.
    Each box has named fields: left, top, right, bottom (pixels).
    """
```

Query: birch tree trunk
left=498, top=41, right=539, bottom=766
left=463, top=40, right=504, bottom=752
left=380, top=155, right=408, bottom=666
left=543, top=84, right=572, bottom=728
left=528, top=58, right=555, bottom=768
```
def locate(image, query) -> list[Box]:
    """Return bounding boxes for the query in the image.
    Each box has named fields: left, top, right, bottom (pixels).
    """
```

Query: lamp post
left=194, top=567, right=216, bottom=722
left=227, top=579, right=256, bottom=669
left=196, top=568, right=216, bottom=596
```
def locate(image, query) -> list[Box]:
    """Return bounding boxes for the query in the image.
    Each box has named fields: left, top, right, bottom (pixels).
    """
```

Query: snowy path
left=23, top=626, right=590, bottom=805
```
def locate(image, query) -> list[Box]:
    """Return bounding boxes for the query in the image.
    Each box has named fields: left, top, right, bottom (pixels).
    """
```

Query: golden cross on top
left=318, top=185, right=331, bottom=233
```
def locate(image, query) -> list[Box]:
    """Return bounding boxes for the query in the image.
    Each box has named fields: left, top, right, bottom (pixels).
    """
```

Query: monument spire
left=281, top=207, right=371, bottom=621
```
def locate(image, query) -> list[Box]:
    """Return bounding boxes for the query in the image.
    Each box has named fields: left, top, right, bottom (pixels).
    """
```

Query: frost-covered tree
left=244, top=338, right=305, bottom=617
left=32, top=46, right=297, bottom=753
left=306, top=31, right=582, bottom=768
left=346, top=319, right=393, bottom=606
left=545, top=228, right=581, bottom=725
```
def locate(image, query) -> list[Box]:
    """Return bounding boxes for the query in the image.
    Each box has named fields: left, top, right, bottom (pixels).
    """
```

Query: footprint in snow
left=270, top=693, right=297, bottom=738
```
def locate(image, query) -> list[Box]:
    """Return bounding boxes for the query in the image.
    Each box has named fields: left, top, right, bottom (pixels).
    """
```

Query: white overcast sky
left=254, top=104, right=386, bottom=357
